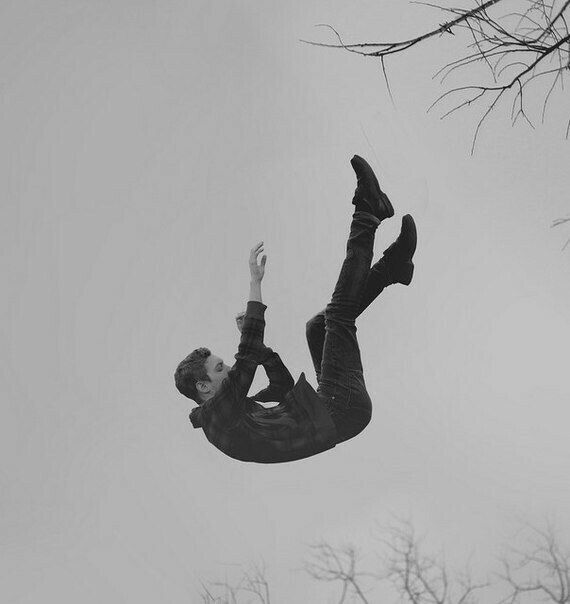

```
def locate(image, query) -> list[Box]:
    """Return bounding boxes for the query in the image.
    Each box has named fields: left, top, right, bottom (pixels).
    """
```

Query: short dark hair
left=174, top=347, right=211, bottom=404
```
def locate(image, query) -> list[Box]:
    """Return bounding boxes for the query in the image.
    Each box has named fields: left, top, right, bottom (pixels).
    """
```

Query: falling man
left=175, top=155, right=417, bottom=463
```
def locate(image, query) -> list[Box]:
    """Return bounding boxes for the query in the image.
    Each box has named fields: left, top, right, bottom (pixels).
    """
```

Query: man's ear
left=196, top=381, right=210, bottom=394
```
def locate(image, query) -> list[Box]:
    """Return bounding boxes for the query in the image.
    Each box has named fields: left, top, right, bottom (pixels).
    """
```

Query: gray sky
left=2, top=1, right=570, bottom=601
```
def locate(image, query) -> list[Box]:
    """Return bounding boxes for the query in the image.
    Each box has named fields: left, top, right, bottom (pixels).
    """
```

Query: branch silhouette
left=302, top=0, right=570, bottom=153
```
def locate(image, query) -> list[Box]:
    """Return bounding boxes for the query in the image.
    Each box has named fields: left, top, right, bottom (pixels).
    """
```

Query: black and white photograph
left=3, top=1, right=570, bottom=602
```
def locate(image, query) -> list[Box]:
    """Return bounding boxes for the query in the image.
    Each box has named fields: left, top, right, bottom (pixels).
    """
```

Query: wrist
left=244, top=300, right=266, bottom=323
left=249, top=279, right=263, bottom=303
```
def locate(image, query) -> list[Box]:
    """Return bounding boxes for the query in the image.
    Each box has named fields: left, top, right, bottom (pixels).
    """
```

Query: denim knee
left=324, top=303, right=356, bottom=326
left=306, top=312, right=325, bottom=338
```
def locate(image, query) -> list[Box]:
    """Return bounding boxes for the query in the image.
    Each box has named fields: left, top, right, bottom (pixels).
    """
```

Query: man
left=174, top=155, right=417, bottom=463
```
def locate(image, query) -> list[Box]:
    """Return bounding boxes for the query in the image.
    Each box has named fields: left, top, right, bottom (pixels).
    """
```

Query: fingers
left=250, top=241, right=263, bottom=255
left=249, top=241, right=266, bottom=264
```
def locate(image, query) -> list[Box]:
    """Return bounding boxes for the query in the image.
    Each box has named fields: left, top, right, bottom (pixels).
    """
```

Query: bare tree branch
left=301, top=0, right=505, bottom=55
left=198, top=520, right=570, bottom=601
left=304, top=541, right=374, bottom=603
left=499, top=522, right=570, bottom=603
left=551, top=215, right=570, bottom=249
left=302, top=0, right=570, bottom=152
left=200, top=563, right=272, bottom=604
left=376, top=518, right=490, bottom=604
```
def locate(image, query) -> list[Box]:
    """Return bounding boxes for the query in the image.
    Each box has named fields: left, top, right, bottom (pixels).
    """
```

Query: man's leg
left=310, top=155, right=396, bottom=443
left=306, top=264, right=386, bottom=387
left=306, top=310, right=327, bottom=386
left=306, top=215, right=417, bottom=387
left=305, top=265, right=387, bottom=386
left=317, top=209, right=380, bottom=443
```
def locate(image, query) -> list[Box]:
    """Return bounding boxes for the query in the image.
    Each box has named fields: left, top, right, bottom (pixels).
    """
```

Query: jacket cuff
left=257, top=346, right=274, bottom=363
left=246, top=300, right=267, bottom=319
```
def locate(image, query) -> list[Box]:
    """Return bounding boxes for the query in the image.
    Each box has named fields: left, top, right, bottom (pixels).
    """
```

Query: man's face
left=201, top=353, right=231, bottom=397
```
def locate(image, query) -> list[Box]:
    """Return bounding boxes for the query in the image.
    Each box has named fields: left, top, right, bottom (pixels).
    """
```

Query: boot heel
left=397, top=262, right=414, bottom=285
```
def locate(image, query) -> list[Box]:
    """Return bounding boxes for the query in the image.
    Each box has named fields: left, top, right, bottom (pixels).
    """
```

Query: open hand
left=249, top=241, right=267, bottom=282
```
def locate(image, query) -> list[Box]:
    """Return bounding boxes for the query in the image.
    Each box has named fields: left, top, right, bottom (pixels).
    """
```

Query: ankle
left=384, top=259, right=414, bottom=286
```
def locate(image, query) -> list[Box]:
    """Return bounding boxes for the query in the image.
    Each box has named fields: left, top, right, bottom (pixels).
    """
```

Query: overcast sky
left=3, top=1, right=570, bottom=602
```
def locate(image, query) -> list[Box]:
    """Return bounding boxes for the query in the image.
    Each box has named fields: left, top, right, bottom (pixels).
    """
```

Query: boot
left=350, top=155, right=394, bottom=221
left=382, top=214, right=417, bottom=285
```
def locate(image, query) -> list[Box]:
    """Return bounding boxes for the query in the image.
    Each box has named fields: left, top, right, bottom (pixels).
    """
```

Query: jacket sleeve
left=208, top=301, right=268, bottom=424
left=252, top=346, right=295, bottom=403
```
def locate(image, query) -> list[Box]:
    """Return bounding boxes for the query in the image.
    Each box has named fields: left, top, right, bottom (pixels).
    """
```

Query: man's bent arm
left=208, top=300, right=268, bottom=425
left=252, top=346, right=295, bottom=403
left=229, top=300, right=267, bottom=390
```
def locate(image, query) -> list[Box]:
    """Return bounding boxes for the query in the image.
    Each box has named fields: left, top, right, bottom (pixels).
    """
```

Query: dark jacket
left=189, top=301, right=337, bottom=463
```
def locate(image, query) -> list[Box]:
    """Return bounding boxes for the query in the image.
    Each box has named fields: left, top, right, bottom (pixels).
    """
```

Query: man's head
left=174, top=347, right=231, bottom=404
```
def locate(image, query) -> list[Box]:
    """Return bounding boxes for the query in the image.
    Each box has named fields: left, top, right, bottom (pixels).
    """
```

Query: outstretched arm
left=226, top=241, right=268, bottom=392
left=207, top=243, right=268, bottom=426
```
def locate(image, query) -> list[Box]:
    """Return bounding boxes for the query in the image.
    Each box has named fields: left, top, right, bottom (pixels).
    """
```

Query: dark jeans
left=306, top=211, right=390, bottom=443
